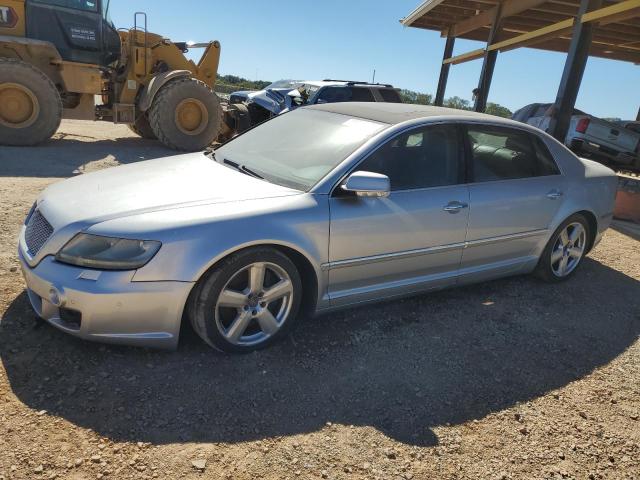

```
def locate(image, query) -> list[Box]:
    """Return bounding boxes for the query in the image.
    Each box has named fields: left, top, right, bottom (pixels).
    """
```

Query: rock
left=191, top=459, right=206, bottom=471
left=9, top=266, right=17, bottom=272
left=321, top=470, right=329, bottom=478
left=34, top=465, right=44, bottom=474
left=90, top=455, right=101, bottom=463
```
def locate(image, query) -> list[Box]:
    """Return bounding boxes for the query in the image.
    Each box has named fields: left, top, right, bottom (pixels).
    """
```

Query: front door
left=328, top=123, right=470, bottom=306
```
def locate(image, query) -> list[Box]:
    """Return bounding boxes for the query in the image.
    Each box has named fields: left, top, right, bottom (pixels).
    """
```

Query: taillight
left=576, top=117, right=590, bottom=133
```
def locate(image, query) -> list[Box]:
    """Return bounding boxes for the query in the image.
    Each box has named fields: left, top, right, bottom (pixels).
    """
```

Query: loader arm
left=194, top=41, right=220, bottom=89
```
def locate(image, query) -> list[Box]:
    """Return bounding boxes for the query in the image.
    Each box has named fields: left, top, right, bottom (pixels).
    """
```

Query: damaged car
left=229, top=79, right=403, bottom=131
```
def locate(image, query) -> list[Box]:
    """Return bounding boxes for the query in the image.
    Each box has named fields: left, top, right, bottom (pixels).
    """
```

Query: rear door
left=459, top=124, right=566, bottom=282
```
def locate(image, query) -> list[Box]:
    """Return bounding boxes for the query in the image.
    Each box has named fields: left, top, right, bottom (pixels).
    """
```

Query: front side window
left=213, top=109, right=385, bottom=191
left=356, top=124, right=462, bottom=191
left=467, top=126, right=559, bottom=182
left=34, top=0, right=98, bottom=12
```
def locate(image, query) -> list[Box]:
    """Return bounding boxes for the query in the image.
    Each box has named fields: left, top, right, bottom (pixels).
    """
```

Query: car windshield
left=212, top=109, right=386, bottom=191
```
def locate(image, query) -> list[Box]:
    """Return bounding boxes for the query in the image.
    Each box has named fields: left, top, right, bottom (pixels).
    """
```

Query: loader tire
left=128, top=113, right=157, bottom=139
left=0, top=58, right=62, bottom=146
left=148, top=77, right=222, bottom=151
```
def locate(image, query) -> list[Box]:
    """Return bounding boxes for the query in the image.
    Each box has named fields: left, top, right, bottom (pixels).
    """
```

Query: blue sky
left=110, top=0, right=640, bottom=120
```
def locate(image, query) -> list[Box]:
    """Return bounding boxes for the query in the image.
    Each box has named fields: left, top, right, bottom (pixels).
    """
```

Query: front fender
left=87, top=194, right=330, bottom=303
left=138, top=70, right=191, bottom=112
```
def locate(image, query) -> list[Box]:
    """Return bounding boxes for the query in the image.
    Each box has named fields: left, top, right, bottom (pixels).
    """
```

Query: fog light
left=48, top=287, right=64, bottom=307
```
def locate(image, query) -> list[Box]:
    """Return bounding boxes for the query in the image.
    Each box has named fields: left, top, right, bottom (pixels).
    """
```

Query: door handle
left=546, top=190, right=563, bottom=200
left=443, top=201, right=468, bottom=213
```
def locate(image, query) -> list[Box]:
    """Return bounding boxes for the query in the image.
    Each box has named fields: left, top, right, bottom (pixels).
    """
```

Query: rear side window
left=379, top=88, right=402, bottom=103
left=533, top=137, right=561, bottom=176
left=467, top=126, right=559, bottom=182
left=350, top=87, right=375, bottom=102
left=315, top=87, right=352, bottom=103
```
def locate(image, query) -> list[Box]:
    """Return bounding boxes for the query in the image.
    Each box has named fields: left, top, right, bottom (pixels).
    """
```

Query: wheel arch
left=573, top=209, right=598, bottom=253
left=138, top=70, right=192, bottom=112
left=549, top=208, right=599, bottom=254
left=184, top=241, right=322, bottom=325
left=0, top=37, right=65, bottom=88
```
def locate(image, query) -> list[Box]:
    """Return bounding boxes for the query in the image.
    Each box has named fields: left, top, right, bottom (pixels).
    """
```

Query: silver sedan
left=18, top=103, right=618, bottom=352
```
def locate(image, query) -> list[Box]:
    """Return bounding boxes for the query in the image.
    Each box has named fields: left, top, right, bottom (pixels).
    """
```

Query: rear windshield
left=213, top=109, right=386, bottom=191
left=379, top=89, right=402, bottom=103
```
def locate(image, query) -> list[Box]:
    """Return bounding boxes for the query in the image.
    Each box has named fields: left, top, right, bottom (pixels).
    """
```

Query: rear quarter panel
left=542, top=135, right=617, bottom=242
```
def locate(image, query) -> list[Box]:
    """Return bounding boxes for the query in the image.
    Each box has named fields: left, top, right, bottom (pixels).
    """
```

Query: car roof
left=300, top=80, right=395, bottom=89
left=308, top=102, right=518, bottom=127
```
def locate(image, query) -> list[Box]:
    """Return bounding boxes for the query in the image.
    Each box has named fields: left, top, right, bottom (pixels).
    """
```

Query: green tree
left=444, top=96, right=472, bottom=110
left=485, top=102, right=513, bottom=118
left=399, top=89, right=433, bottom=105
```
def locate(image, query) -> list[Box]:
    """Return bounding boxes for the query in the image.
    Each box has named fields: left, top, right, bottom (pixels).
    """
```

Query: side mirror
left=341, top=171, right=390, bottom=198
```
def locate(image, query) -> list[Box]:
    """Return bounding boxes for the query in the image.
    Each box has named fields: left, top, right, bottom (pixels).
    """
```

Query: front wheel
left=148, top=77, right=222, bottom=151
left=189, top=248, right=303, bottom=353
left=535, top=214, right=590, bottom=283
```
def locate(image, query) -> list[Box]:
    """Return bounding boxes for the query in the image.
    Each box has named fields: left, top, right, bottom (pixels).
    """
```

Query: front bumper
left=19, top=250, right=194, bottom=350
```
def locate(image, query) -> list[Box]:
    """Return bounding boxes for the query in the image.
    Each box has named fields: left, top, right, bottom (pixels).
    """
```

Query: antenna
left=372, top=69, right=376, bottom=84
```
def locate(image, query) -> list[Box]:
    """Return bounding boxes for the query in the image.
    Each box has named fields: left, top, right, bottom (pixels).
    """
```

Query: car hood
left=36, top=152, right=300, bottom=229
left=233, top=88, right=295, bottom=114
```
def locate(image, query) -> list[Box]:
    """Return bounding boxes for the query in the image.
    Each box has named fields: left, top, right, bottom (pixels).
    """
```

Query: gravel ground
left=0, top=121, right=639, bottom=480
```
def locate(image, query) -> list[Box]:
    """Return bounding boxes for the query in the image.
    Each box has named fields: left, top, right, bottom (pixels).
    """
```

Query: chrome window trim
left=323, top=228, right=548, bottom=270
left=312, top=116, right=566, bottom=196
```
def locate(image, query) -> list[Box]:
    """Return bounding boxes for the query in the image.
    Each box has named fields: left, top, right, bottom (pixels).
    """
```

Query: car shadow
left=0, top=136, right=175, bottom=178
left=1, top=257, right=638, bottom=447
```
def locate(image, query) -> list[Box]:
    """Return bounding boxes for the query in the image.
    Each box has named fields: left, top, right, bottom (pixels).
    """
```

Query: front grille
left=25, top=210, right=53, bottom=256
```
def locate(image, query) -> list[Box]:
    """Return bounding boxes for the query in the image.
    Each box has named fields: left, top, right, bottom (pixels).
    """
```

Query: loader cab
left=25, top=0, right=121, bottom=66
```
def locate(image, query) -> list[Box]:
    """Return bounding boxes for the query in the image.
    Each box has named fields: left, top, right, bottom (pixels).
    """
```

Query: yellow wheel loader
left=0, top=0, right=239, bottom=150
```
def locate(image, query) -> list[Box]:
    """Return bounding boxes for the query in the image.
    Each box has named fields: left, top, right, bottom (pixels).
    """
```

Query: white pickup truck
left=512, top=103, right=640, bottom=170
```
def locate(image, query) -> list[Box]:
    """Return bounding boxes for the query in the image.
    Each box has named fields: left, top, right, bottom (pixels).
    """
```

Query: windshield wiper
left=222, top=158, right=264, bottom=179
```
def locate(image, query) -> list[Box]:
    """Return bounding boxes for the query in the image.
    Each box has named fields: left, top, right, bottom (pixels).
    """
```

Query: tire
left=0, top=58, right=62, bottom=146
left=188, top=247, right=303, bottom=353
left=148, top=77, right=222, bottom=151
left=534, top=213, right=591, bottom=283
left=128, top=113, right=156, bottom=139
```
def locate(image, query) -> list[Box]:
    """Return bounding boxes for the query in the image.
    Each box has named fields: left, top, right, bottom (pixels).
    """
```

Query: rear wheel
left=189, top=248, right=302, bottom=353
left=148, top=77, right=222, bottom=151
left=535, top=214, right=590, bottom=282
left=128, top=113, right=156, bottom=139
left=0, top=58, right=62, bottom=146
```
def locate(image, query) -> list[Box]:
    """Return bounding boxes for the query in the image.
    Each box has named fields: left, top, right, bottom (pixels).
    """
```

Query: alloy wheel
left=214, top=262, right=294, bottom=346
left=551, top=222, right=586, bottom=278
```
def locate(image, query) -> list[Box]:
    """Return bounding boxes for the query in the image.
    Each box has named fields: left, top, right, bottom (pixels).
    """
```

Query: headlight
left=56, top=234, right=161, bottom=270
